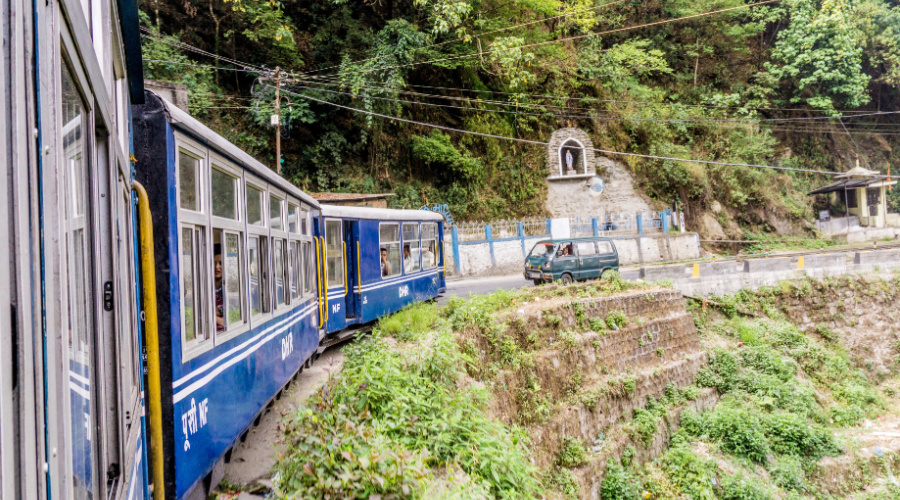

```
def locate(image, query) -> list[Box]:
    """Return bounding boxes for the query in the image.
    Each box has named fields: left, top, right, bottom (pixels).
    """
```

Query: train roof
left=148, top=91, right=320, bottom=209
left=320, top=204, right=445, bottom=222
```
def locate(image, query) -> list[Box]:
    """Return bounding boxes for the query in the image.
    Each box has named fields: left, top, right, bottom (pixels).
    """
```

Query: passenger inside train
left=380, top=247, right=392, bottom=277
left=214, top=244, right=224, bottom=331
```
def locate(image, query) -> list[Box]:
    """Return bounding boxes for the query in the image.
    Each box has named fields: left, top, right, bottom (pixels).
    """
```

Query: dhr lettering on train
left=181, top=397, right=209, bottom=451
left=281, top=333, right=294, bottom=361
left=399, top=285, right=410, bottom=298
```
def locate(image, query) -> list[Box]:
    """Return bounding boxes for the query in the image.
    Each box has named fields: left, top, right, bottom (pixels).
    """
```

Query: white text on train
left=181, top=397, right=209, bottom=451
left=281, top=333, right=294, bottom=360
left=399, top=285, right=410, bottom=298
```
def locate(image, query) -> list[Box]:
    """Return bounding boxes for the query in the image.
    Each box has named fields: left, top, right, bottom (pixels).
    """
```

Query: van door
left=555, top=242, right=578, bottom=282
left=575, top=241, right=601, bottom=280
left=596, top=240, right=618, bottom=275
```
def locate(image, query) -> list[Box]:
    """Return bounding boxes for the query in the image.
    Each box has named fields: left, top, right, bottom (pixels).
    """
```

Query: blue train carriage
left=316, top=205, right=447, bottom=335
left=132, top=91, right=322, bottom=500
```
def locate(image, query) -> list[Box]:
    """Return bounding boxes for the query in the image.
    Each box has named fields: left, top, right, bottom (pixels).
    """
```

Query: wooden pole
left=275, top=66, right=281, bottom=175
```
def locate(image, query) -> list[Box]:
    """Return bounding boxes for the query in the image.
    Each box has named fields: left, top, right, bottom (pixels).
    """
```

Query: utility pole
left=274, top=66, right=282, bottom=175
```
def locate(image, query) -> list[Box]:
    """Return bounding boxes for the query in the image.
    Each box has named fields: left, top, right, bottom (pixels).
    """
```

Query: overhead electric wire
left=140, top=27, right=272, bottom=74
left=289, top=80, right=900, bottom=126
left=276, top=85, right=843, bottom=176
left=298, top=0, right=628, bottom=77
left=142, top=58, right=267, bottom=73
left=379, top=81, right=876, bottom=115
left=305, top=0, right=782, bottom=81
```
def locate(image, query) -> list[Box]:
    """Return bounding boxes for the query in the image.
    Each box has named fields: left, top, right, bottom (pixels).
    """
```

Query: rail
left=133, top=182, right=165, bottom=499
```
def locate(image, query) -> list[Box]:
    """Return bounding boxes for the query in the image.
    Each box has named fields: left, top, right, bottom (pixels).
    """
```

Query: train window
left=301, top=209, right=309, bottom=235
left=179, top=150, right=201, bottom=211
left=402, top=223, right=420, bottom=274
left=422, top=223, right=437, bottom=270
left=211, top=168, right=237, bottom=219
left=288, top=204, right=299, bottom=233
left=274, top=238, right=287, bottom=307
left=270, top=195, right=284, bottom=231
left=303, top=241, right=314, bottom=296
left=246, top=184, right=264, bottom=226
left=60, top=60, right=97, bottom=500
left=248, top=236, right=271, bottom=316
left=181, top=226, right=210, bottom=346
left=325, top=220, right=344, bottom=288
left=213, top=230, right=245, bottom=334
left=379, top=223, right=401, bottom=278
left=224, top=233, right=245, bottom=325
left=290, top=241, right=301, bottom=300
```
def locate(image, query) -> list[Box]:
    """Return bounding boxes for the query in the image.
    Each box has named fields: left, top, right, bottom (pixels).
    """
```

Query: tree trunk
left=693, top=39, right=700, bottom=87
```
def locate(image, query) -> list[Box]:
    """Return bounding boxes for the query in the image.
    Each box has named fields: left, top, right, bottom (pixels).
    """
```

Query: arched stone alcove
left=546, top=128, right=596, bottom=179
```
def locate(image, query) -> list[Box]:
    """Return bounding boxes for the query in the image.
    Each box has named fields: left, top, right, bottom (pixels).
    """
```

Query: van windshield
left=529, top=243, right=556, bottom=258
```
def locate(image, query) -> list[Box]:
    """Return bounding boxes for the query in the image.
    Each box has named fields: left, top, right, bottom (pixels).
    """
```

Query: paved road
left=440, top=268, right=642, bottom=303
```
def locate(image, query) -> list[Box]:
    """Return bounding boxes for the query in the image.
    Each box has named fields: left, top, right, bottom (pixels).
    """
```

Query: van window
left=596, top=241, right=614, bottom=254
left=576, top=241, right=597, bottom=255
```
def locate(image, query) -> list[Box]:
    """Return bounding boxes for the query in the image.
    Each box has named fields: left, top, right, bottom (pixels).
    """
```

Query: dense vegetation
left=141, top=0, right=900, bottom=226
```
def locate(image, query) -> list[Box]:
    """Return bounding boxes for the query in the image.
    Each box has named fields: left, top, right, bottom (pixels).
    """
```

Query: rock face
left=545, top=156, right=656, bottom=218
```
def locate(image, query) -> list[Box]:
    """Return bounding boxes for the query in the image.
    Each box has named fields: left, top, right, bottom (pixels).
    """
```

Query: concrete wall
left=451, top=232, right=701, bottom=278
left=637, top=250, right=900, bottom=297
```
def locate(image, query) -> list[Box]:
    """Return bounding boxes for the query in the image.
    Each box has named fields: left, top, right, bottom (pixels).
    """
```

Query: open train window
left=402, top=223, right=420, bottom=274
left=290, top=241, right=301, bottom=300
left=210, top=159, right=248, bottom=344
left=273, top=238, right=287, bottom=307
left=379, top=223, right=401, bottom=279
left=325, top=220, right=344, bottom=288
left=176, top=138, right=213, bottom=360
left=422, top=223, right=437, bottom=270
left=248, top=236, right=271, bottom=316
left=303, top=241, right=315, bottom=296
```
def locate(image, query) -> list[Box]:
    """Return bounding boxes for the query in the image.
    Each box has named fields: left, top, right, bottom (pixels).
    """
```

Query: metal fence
left=446, top=212, right=671, bottom=243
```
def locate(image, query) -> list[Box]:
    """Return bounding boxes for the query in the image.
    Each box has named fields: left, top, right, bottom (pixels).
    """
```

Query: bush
left=606, top=310, right=628, bottom=329
left=767, top=455, right=807, bottom=492
left=600, top=462, right=641, bottom=500
left=277, top=330, right=544, bottom=498
left=556, top=437, right=587, bottom=468
left=719, top=475, right=773, bottom=500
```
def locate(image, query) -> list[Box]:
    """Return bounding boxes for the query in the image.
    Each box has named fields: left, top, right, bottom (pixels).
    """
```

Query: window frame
left=421, top=222, right=438, bottom=270
left=268, top=187, right=291, bottom=315
left=208, top=154, right=249, bottom=344
left=378, top=222, right=402, bottom=280
left=324, top=218, right=345, bottom=289
left=175, top=135, right=215, bottom=360
left=287, top=197, right=310, bottom=303
left=401, top=222, right=421, bottom=275
left=245, top=176, right=272, bottom=323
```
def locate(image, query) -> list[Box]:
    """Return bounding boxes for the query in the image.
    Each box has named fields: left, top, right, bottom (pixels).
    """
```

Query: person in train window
left=214, top=244, right=225, bottom=331
left=380, top=247, right=392, bottom=277
left=422, top=243, right=435, bottom=268
left=403, top=245, right=414, bottom=273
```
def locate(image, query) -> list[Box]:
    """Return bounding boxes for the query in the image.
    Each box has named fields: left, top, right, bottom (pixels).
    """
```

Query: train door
left=344, top=221, right=360, bottom=320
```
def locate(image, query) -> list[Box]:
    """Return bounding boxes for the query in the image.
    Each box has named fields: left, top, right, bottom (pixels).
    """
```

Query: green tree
left=767, top=0, right=871, bottom=111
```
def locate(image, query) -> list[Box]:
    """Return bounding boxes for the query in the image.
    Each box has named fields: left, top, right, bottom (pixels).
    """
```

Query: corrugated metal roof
left=309, top=192, right=396, bottom=201
left=808, top=178, right=897, bottom=195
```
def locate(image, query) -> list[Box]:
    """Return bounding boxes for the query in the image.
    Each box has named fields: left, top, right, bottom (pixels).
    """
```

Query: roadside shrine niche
left=546, top=128, right=597, bottom=179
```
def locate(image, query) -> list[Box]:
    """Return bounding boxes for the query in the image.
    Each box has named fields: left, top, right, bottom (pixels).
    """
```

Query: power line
left=140, top=28, right=272, bottom=74
left=305, top=0, right=781, bottom=81
left=298, top=0, right=628, bottom=77
left=378, top=81, right=877, bottom=116
left=276, top=85, right=842, bottom=176
left=290, top=80, right=900, bottom=125
left=142, top=58, right=266, bottom=73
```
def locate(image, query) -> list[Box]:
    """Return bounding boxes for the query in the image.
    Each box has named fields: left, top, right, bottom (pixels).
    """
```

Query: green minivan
left=523, top=237, right=619, bottom=285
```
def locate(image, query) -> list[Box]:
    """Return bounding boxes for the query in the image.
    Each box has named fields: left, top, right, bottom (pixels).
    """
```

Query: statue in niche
left=565, top=150, right=574, bottom=172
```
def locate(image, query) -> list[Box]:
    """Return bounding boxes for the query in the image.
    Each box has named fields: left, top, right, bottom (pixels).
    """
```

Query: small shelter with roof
left=808, top=165, right=898, bottom=229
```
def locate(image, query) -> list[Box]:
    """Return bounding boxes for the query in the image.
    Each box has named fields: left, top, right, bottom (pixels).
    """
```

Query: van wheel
left=561, top=274, right=574, bottom=285
left=532, top=279, right=543, bottom=286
